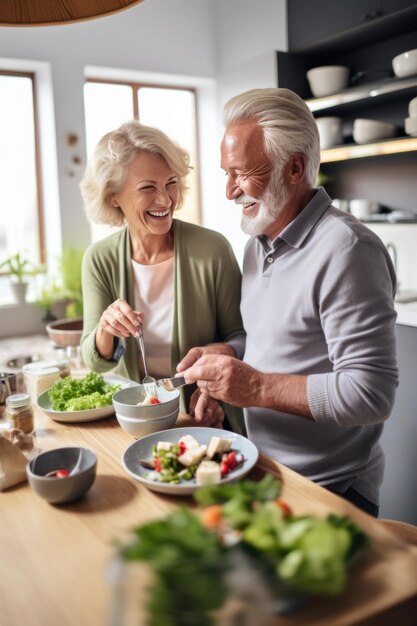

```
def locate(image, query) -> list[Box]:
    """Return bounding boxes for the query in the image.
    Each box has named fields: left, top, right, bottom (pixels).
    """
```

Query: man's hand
left=182, top=354, right=312, bottom=417
left=189, top=388, right=224, bottom=428
left=182, top=354, right=263, bottom=408
left=176, top=343, right=236, bottom=373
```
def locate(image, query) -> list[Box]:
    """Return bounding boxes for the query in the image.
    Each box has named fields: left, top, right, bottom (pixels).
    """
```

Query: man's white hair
left=223, top=88, right=320, bottom=187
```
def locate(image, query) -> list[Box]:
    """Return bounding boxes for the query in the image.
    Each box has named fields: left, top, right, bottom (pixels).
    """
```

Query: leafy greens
left=48, top=372, right=121, bottom=411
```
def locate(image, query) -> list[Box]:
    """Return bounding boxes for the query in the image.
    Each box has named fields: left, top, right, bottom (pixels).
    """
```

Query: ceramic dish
left=122, top=426, right=259, bottom=495
left=37, top=375, right=137, bottom=423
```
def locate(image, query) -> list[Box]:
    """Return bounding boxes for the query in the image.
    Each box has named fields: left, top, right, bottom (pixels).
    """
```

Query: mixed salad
left=142, top=433, right=244, bottom=485
left=48, top=372, right=121, bottom=411
left=119, top=475, right=371, bottom=625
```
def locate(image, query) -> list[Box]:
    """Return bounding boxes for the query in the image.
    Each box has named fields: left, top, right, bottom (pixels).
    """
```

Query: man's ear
left=109, top=194, right=119, bottom=208
left=288, top=153, right=307, bottom=184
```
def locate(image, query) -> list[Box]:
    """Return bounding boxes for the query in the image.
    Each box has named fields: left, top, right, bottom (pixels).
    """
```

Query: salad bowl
left=37, top=374, right=136, bottom=423
left=122, top=427, right=259, bottom=495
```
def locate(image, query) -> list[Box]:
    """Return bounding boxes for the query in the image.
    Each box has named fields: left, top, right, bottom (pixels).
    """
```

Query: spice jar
left=6, top=394, right=34, bottom=434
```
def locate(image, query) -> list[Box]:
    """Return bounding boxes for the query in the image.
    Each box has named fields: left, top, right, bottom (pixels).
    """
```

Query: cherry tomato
left=220, top=462, right=230, bottom=478
left=275, top=499, right=292, bottom=518
left=154, top=458, right=162, bottom=472
left=225, top=451, right=237, bottom=469
left=179, top=441, right=187, bottom=455
left=46, top=469, right=70, bottom=478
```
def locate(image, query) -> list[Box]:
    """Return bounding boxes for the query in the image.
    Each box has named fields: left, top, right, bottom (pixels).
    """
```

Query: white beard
left=238, top=167, right=290, bottom=237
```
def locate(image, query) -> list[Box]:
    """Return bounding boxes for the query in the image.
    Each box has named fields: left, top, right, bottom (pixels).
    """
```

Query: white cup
left=349, top=199, right=380, bottom=220
left=316, top=117, right=343, bottom=149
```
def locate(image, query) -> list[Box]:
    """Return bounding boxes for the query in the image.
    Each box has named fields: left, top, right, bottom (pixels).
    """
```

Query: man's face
left=221, top=120, right=290, bottom=237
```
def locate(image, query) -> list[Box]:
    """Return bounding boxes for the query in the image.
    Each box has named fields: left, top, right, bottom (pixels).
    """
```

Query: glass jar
left=23, top=361, right=61, bottom=402
left=107, top=548, right=276, bottom=626
left=6, top=393, right=34, bottom=434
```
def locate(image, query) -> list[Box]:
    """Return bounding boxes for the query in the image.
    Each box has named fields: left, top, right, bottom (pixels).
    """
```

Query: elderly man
left=178, top=88, right=398, bottom=516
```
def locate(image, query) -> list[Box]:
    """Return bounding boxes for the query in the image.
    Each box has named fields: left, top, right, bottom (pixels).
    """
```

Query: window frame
left=85, top=77, right=202, bottom=224
left=0, top=69, right=46, bottom=265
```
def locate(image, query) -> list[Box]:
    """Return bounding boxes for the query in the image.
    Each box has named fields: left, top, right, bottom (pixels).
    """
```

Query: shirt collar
left=257, top=187, right=333, bottom=251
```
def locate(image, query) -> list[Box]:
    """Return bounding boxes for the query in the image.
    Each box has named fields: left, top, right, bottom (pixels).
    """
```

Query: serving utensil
left=150, top=375, right=187, bottom=392
left=138, top=328, right=157, bottom=393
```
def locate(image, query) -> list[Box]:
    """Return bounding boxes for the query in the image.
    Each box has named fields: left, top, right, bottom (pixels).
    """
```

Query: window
left=0, top=72, right=43, bottom=265
left=0, top=71, right=44, bottom=303
left=84, top=79, right=200, bottom=241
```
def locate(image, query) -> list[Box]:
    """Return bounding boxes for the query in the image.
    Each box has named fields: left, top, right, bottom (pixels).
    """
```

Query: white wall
left=0, top=0, right=217, bottom=250
left=213, top=0, right=288, bottom=264
left=0, top=0, right=289, bottom=336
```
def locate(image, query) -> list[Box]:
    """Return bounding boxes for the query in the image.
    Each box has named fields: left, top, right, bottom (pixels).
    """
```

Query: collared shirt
left=241, top=187, right=398, bottom=504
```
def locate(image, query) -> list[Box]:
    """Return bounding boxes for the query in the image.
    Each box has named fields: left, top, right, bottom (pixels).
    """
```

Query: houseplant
left=0, top=252, right=42, bottom=304
left=59, top=246, right=84, bottom=318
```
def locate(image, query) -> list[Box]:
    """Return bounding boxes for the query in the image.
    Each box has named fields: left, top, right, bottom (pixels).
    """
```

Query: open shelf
left=306, top=76, right=417, bottom=113
left=320, top=136, right=417, bottom=162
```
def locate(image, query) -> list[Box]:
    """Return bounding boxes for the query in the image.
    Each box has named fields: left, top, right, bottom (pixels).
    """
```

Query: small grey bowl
left=27, top=447, right=97, bottom=504
left=112, top=384, right=180, bottom=419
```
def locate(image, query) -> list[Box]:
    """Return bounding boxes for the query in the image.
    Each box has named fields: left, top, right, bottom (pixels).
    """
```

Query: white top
left=131, top=256, right=174, bottom=379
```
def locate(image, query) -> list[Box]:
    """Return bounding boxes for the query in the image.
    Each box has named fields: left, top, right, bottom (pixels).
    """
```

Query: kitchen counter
left=1, top=408, right=417, bottom=626
left=395, top=301, right=417, bottom=328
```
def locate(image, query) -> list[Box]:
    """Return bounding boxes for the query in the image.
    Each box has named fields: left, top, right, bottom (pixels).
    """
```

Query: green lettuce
left=48, top=372, right=121, bottom=411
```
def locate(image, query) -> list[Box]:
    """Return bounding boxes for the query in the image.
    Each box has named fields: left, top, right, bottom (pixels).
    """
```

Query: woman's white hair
left=80, top=120, right=191, bottom=226
left=223, top=88, right=320, bottom=186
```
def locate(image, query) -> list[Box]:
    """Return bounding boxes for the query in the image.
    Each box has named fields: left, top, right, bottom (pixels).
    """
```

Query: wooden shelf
left=306, top=76, right=417, bottom=113
left=320, top=136, right=417, bottom=163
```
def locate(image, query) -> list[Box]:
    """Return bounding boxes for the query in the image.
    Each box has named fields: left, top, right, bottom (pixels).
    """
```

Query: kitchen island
left=1, top=404, right=417, bottom=626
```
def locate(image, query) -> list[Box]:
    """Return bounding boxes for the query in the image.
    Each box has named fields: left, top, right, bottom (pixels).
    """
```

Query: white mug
left=316, top=117, right=343, bottom=149
left=349, top=199, right=380, bottom=219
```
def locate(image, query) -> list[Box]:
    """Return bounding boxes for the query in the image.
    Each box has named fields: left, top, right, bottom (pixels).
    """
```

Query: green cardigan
left=81, top=219, right=245, bottom=434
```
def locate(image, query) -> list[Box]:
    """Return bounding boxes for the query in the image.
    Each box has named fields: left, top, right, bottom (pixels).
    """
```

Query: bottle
left=6, top=394, right=35, bottom=434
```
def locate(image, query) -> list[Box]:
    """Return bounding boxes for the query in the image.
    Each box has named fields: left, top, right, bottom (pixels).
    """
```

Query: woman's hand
left=189, top=388, right=224, bottom=428
left=99, top=298, right=142, bottom=339
left=95, top=299, right=142, bottom=360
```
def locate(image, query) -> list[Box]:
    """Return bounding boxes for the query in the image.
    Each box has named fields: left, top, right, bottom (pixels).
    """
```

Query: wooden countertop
left=1, top=408, right=417, bottom=626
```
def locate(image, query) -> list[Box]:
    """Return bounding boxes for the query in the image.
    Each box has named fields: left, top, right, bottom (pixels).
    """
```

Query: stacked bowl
left=352, top=118, right=396, bottom=144
left=405, top=96, right=417, bottom=137
left=306, top=65, right=350, bottom=98
left=392, top=48, right=417, bottom=79
left=112, top=385, right=180, bottom=438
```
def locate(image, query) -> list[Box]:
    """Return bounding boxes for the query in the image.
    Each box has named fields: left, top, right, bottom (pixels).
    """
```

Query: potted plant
left=59, top=247, right=84, bottom=318
left=0, top=252, right=42, bottom=304
left=35, top=279, right=62, bottom=326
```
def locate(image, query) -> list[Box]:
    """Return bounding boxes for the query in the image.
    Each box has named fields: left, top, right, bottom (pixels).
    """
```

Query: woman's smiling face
left=112, top=151, right=179, bottom=236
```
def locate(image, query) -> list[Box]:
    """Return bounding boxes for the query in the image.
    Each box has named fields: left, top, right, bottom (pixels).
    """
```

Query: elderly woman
left=79, top=120, right=244, bottom=432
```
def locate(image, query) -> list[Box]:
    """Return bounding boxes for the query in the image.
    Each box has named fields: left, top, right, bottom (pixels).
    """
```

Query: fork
left=138, top=327, right=157, bottom=395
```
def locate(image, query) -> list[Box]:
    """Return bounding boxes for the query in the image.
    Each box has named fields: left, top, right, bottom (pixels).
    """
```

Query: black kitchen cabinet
left=380, top=324, right=417, bottom=525
left=278, top=6, right=417, bottom=217
left=287, top=0, right=417, bottom=54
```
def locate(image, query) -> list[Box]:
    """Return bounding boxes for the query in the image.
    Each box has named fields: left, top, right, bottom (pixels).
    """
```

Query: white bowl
left=405, top=115, right=417, bottom=137
left=392, top=49, right=417, bottom=78
left=409, top=96, right=417, bottom=117
left=112, top=385, right=180, bottom=419
left=353, top=118, right=396, bottom=144
left=349, top=199, right=381, bottom=220
left=306, top=65, right=350, bottom=98
left=115, top=411, right=178, bottom=438
left=316, top=117, right=343, bottom=148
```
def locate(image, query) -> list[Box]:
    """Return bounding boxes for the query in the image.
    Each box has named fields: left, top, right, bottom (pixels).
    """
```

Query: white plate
left=122, top=426, right=259, bottom=495
left=37, top=374, right=137, bottom=423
